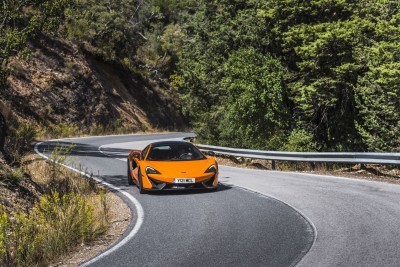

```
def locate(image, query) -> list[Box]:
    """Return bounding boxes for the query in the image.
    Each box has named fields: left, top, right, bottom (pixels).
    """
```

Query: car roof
left=150, top=140, right=193, bottom=147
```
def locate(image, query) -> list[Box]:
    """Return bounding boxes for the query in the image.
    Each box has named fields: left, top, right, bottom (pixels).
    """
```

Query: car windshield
left=146, top=143, right=205, bottom=161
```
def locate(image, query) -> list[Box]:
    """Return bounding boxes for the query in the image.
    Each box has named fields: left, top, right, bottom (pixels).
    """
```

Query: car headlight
left=205, top=165, right=217, bottom=173
left=146, top=166, right=161, bottom=174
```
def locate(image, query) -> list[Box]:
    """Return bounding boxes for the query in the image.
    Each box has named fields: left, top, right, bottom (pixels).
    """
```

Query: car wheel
left=138, top=168, right=146, bottom=194
left=127, top=160, right=135, bottom=185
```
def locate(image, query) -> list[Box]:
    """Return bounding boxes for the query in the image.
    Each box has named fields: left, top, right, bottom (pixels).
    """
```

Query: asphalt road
left=36, top=133, right=400, bottom=267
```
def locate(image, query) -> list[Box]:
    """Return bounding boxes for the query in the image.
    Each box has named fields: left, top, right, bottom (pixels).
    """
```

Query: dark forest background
left=1, top=0, right=399, bottom=152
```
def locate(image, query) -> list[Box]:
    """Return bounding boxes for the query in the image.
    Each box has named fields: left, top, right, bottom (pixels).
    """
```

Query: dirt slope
left=0, top=34, right=187, bottom=250
left=4, top=35, right=186, bottom=133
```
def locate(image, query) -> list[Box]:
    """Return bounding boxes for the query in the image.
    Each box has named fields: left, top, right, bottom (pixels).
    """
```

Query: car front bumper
left=144, top=173, right=218, bottom=191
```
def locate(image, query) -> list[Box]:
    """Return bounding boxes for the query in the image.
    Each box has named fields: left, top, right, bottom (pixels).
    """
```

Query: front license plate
left=174, top=178, right=195, bottom=184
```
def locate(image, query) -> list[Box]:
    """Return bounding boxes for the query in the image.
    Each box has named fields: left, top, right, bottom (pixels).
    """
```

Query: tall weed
left=0, top=192, right=108, bottom=266
left=0, top=144, right=110, bottom=266
left=0, top=166, right=24, bottom=184
left=6, top=121, right=37, bottom=165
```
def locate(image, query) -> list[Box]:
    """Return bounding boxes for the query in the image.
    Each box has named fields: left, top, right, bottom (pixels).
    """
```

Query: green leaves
left=65, top=0, right=151, bottom=61
left=351, top=1, right=400, bottom=151
left=0, top=0, right=71, bottom=61
left=218, top=48, right=287, bottom=148
left=354, top=6, right=400, bottom=151
left=175, top=0, right=290, bottom=149
left=264, top=0, right=369, bottom=150
left=174, top=0, right=400, bottom=152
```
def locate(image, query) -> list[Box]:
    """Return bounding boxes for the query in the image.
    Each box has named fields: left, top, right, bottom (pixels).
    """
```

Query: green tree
left=174, top=0, right=400, bottom=152
left=65, top=0, right=152, bottom=61
left=263, top=0, right=366, bottom=151
left=0, top=0, right=70, bottom=64
left=354, top=0, right=400, bottom=151
left=218, top=48, right=288, bottom=149
left=175, top=1, right=290, bottom=148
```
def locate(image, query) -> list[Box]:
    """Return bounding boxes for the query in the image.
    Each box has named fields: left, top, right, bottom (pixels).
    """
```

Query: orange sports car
left=127, top=141, right=218, bottom=193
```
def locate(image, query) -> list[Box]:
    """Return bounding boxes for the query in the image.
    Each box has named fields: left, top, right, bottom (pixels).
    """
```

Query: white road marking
left=225, top=183, right=317, bottom=266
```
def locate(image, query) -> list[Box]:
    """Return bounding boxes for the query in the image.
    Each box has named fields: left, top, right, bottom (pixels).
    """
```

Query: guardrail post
left=311, top=162, right=316, bottom=171
left=360, top=163, right=366, bottom=170
left=271, top=160, right=276, bottom=170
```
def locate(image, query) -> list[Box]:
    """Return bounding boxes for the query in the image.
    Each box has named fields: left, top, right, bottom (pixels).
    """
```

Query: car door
left=133, top=145, right=149, bottom=179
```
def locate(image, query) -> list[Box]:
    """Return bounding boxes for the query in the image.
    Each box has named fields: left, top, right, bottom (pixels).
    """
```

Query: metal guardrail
left=195, top=143, right=400, bottom=169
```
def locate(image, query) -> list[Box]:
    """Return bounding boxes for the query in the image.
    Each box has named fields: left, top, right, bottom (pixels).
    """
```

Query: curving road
left=36, top=133, right=400, bottom=267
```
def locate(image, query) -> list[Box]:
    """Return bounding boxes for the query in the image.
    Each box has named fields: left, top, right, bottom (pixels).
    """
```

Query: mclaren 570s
left=127, top=141, right=218, bottom=193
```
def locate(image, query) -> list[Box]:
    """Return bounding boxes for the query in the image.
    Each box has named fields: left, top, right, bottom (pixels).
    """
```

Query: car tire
left=127, top=160, right=135, bottom=185
left=138, top=168, right=146, bottom=194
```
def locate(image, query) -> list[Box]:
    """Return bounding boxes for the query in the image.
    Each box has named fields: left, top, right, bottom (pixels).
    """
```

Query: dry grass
left=51, top=192, right=130, bottom=267
left=35, top=121, right=178, bottom=141
left=36, top=122, right=145, bottom=140
left=0, top=149, right=110, bottom=267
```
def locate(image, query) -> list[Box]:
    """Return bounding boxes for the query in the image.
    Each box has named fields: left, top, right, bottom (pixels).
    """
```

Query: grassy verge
left=0, top=147, right=109, bottom=267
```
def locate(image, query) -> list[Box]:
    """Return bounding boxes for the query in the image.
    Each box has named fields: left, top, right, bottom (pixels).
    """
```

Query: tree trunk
left=155, top=51, right=168, bottom=69
left=0, top=111, right=11, bottom=163
left=0, top=111, right=6, bottom=150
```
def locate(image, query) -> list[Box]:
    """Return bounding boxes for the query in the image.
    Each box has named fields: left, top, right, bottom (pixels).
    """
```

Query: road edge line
left=224, top=183, right=317, bottom=267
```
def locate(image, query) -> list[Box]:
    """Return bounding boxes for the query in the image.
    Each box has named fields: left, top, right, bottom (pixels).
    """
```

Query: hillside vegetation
left=1, top=1, right=186, bottom=265
left=2, top=0, right=399, bottom=153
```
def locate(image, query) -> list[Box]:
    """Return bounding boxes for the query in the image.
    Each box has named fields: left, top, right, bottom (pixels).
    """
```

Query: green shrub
left=53, top=123, right=80, bottom=138
left=0, top=166, right=24, bottom=184
left=0, top=206, right=11, bottom=265
left=282, top=129, right=318, bottom=152
left=6, top=121, right=37, bottom=164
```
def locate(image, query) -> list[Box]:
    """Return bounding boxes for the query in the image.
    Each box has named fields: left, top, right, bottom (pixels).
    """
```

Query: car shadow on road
left=90, top=173, right=233, bottom=196
left=37, top=141, right=131, bottom=159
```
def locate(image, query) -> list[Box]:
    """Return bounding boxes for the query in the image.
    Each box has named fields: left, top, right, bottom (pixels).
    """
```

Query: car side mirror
left=133, top=152, right=140, bottom=159
left=206, top=151, right=215, bottom=157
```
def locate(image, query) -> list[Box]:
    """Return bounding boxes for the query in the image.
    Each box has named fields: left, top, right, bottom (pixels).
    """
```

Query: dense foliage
left=172, top=0, right=400, bottom=151
left=0, top=0, right=70, bottom=64
left=65, top=0, right=194, bottom=70
left=1, top=0, right=399, bottom=152
left=65, top=0, right=149, bottom=62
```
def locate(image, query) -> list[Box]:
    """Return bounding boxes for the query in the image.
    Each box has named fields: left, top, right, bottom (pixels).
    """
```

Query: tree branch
left=136, top=31, right=148, bottom=41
